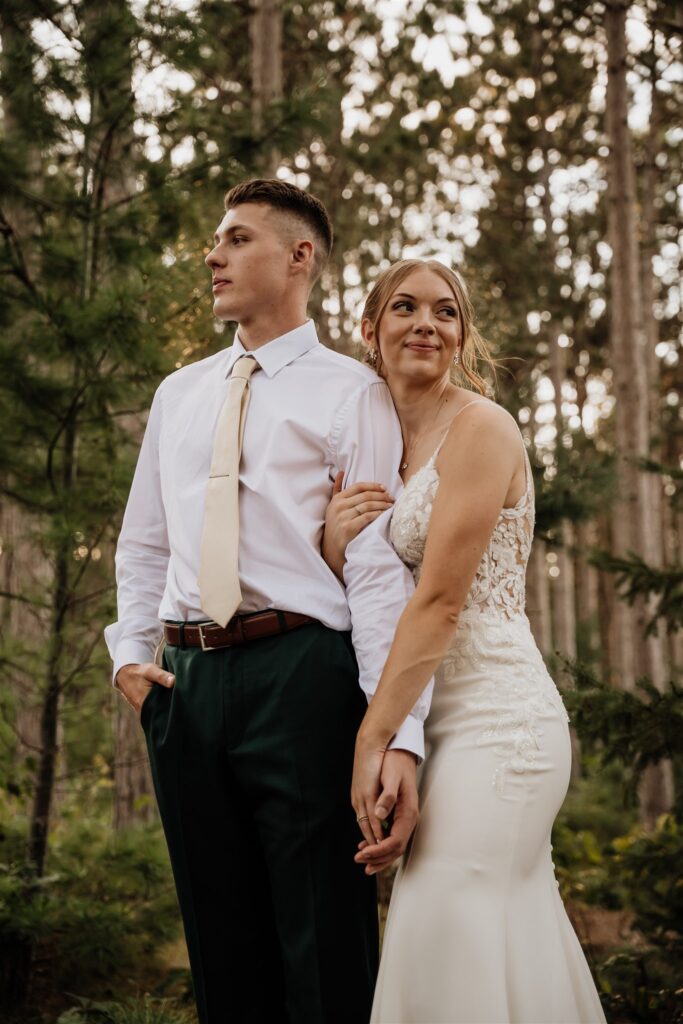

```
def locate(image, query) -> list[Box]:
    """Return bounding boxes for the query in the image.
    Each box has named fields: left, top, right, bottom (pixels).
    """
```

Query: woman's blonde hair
left=361, top=259, right=495, bottom=395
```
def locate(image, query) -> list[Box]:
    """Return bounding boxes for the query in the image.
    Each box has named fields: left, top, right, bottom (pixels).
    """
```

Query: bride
left=323, top=259, right=606, bottom=1023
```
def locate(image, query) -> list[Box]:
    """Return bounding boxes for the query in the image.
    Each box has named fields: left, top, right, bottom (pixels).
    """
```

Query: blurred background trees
left=0, top=0, right=680, bottom=1020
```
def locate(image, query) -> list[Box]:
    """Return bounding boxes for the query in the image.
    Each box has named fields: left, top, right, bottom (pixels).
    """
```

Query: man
left=105, top=180, right=428, bottom=1023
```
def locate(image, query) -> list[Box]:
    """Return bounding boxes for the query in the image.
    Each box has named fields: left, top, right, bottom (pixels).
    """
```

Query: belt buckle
left=198, top=623, right=217, bottom=651
left=198, top=619, right=243, bottom=651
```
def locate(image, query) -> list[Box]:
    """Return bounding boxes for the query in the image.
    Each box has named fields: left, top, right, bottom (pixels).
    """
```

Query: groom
left=105, top=179, right=425, bottom=1023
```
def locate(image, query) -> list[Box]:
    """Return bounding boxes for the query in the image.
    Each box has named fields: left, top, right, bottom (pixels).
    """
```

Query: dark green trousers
left=141, top=621, right=378, bottom=1024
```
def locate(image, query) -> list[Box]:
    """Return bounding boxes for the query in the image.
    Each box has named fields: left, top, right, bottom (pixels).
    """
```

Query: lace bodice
left=390, top=434, right=534, bottom=620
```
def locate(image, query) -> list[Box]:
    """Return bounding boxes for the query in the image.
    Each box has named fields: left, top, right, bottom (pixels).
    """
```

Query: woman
left=323, top=259, right=606, bottom=1023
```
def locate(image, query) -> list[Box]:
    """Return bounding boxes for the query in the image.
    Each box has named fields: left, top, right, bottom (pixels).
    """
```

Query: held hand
left=322, top=472, right=394, bottom=580
left=354, top=749, right=419, bottom=874
left=115, top=662, right=175, bottom=716
left=351, top=731, right=388, bottom=848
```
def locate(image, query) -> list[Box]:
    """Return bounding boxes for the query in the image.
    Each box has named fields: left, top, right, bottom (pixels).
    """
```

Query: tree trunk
left=596, top=512, right=618, bottom=682
left=28, top=404, right=76, bottom=876
left=0, top=2, right=51, bottom=774
left=547, top=340, right=577, bottom=667
left=0, top=503, right=46, bottom=762
left=113, top=706, right=156, bottom=828
left=605, top=0, right=672, bottom=823
left=0, top=11, right=59, bottom=1007
left=572, top=379, right=599, bottom=652
left=666, top=501, right=683, bottom=674
left=527, top=540, right=552, bottom=655
left=537, top=136, right=581, bottom=779
left=638, top=19, right=666, bottom=646
left=548, top=342, right=582, bottom=780
left=81, top=0, right=157, bottom=828
left=536, top=131, right=577, bottom=668
left=250, top=0, right=283, bottom=176
left=605, top=0, right=646, bottom=692
left=574, top=520, right=599, bottom=643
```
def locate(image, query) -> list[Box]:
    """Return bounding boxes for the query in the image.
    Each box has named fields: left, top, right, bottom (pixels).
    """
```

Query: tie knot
left=231, top=356, right=260, bottom=382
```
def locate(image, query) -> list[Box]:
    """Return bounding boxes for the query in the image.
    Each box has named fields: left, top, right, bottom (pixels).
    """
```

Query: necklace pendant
left=401, top=461, right=408, bottom=470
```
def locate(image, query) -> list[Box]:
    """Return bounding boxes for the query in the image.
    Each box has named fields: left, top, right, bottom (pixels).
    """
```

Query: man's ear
left=291, top=239, right=315, bottom=274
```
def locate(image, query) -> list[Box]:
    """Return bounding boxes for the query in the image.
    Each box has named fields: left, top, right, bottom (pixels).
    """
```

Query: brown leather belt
left=163, top=610, right=316, bottom=651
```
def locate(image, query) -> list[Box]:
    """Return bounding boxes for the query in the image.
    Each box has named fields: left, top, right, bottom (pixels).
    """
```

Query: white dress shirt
left=104, top=320, right=433, bottom=757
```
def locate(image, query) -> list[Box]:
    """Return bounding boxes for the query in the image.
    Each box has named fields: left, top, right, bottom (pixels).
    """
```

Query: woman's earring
left=453, top=349, right=461, bottom=366
left=367, top=347, right=378, bottom=368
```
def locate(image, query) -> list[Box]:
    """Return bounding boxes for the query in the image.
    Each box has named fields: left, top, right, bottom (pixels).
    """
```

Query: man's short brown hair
left=224, top=179, right=333, bottom=284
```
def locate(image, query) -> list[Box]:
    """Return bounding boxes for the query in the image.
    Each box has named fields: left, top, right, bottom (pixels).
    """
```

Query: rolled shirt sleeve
left=104, top=386, right=170, bottom=682
left=334, top=380, right=434, bottom=761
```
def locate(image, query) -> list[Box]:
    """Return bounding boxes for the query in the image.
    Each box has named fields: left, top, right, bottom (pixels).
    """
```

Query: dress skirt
left=371, top=613, right=606, bottom=1024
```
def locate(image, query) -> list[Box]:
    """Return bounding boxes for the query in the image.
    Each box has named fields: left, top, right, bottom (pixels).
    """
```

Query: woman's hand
left=354, top=749, right=419, bottom=874
left=322, top=472, right=394, bottom=580
left=351, top=729, right=390, bottom=849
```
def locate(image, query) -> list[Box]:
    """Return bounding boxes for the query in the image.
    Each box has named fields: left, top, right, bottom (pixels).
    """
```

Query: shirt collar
left=224, top=319, right=320, bottom=379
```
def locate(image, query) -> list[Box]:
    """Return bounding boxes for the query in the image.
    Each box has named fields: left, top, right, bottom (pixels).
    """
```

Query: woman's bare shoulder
left=442, top=395, right=521, bottom=452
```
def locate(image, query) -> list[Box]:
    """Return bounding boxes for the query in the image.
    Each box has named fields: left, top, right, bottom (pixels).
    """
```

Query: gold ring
left=357, top=815, right=369, bottom=823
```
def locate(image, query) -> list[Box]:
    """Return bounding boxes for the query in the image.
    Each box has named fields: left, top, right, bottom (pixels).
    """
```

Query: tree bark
left=605, top=0, right=672, bottom=822
left=537, top=132, right=581, bottom=779
left=81, top=0, right=157, bottom=828
left=574, top=520, right=599, bottom=641
left=527, top=540, right=552, bottom=655
left=547, top=341, right=577, bottom=666
left=0, top=2, right=51, bottom=772
left=250, top=0, right=283, bottom=176
left=536, top=130, right=577, bottom=668
left=113, top=707, right=156, bottom=828
left=28, top=399, right=77, bottom=876
left=596, top=512, right=619, bottom=681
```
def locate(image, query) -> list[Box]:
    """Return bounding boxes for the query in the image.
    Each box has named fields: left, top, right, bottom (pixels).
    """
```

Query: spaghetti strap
left=500, top=432, right=533, bottom=512
left=451, top=398, right=490, bottom=421
left=432, top=399, right=490, bottom=459
left=521, top=440, right=533, bottom=500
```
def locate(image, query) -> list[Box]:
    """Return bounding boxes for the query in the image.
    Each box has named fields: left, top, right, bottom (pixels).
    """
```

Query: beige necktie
left=198, top=356, right=260, bottom=627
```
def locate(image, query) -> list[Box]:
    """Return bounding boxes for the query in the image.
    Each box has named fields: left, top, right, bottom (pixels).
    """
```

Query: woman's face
left=364, top=267, right=462, bottom=387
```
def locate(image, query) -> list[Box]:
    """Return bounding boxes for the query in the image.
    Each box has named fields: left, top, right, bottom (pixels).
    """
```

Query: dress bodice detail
left=390, top=438, right=534, bottom=620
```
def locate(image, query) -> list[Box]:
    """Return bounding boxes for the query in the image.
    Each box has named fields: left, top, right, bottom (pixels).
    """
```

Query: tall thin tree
left=604, top=0, right=672, bottom=823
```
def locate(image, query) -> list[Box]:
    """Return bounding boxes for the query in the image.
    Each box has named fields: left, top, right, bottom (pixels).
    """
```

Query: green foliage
left=612, top=815, right=683, bottom=957
left=554, top=666, right=683, bottom=1021
left=597, top=949, right=683, bottom=1024
left=553, top=760, right=636, bottom=907
left=0, top=805, right=182, bottom=1006
left=533, top=442, right=616, bottom=535
left=589, top=551, right=683, bottom=636
left=551, top=765, right=683, bottom=1022
left=56, top=994, right=196, bottom=1024
left=596, top=818, right=683, bottom=1024
left=561, top=663, right=683, bottom=807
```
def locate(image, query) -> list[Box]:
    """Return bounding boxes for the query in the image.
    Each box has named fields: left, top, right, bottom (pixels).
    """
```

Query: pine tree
left=0, top=0, right=272, bottom=878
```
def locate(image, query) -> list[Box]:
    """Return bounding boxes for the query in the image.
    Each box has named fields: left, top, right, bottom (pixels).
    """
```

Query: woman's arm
left=351, top=404, right=525, bottom=845
left=358, top=403, right=523, bottom=747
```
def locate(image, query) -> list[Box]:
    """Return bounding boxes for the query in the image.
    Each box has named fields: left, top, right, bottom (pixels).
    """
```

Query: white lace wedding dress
left=371, top=422, right=606, bottom=1024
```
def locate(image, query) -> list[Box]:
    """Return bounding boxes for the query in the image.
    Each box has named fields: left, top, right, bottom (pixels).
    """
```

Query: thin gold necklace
left=401, top=390, right=449, bottom=471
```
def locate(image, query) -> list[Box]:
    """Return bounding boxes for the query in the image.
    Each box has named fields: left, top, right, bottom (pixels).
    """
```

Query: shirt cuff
left=388, top=715, right=425, bottom=763
left=112, top=639, right=158, bottom=687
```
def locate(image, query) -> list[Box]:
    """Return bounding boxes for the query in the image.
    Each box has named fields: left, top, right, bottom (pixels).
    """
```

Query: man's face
left=205, top=203, right=293, bottom=324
